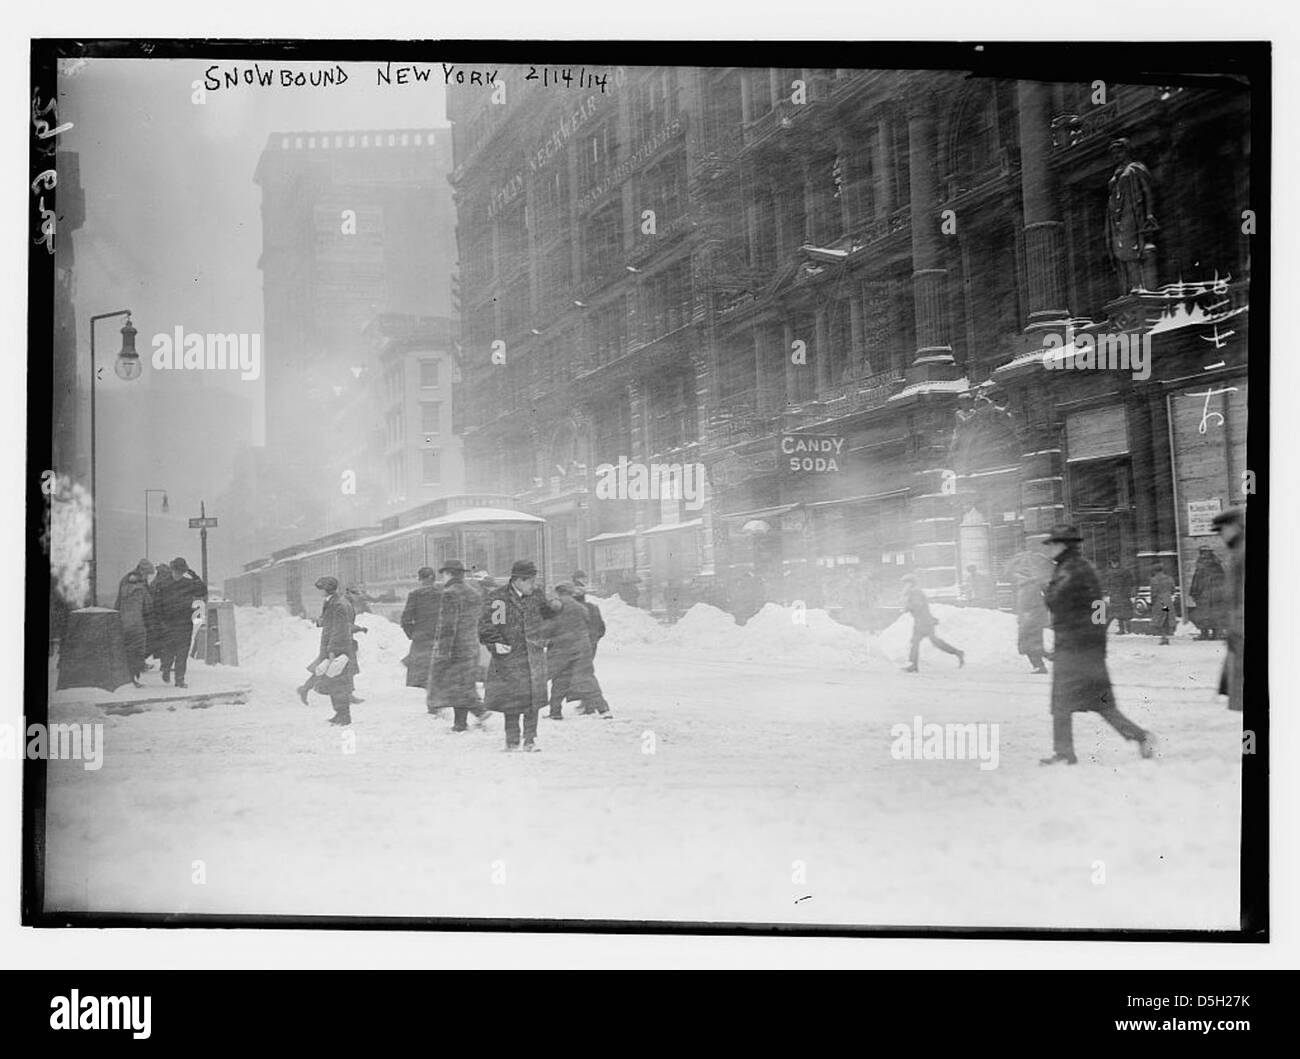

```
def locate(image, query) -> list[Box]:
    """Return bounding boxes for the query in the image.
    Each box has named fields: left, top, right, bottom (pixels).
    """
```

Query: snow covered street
left=42, top=601, right=1243, bottom=929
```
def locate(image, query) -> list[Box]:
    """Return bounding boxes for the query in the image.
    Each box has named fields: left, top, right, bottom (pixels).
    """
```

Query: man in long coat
left=478, top=559, right=559, bottom=751
left=1103, top=558, right=1136, bottom=635
left=400, top=567, right=442, bottom=694
left=1040, top=524, right=1156, bottom=765
left=1149, top=563, right=1177, bottom=645
left=147, top=562, right=173, bottom=662
left=1006, top=549, right=1052, bottom=673
left=572, top=572, right=606, bottom=656
left=900, top=574, right=964, bottom=672
left=155, top=557, right=207, bottom=688
left=428, top=560, right=487, bottom=732
left=1190, top=546, right=1227, bottom=640
left=306, top=575, right=360, bottom=725
left=1213, top=508, right=1245, bottom=712
left=545, top=584, right=610, bottom=720
left=114, top=567, right=153, bottom=684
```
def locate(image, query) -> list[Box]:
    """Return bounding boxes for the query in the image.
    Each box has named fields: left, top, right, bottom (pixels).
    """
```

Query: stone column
left=875, top=117, right=894, bottom=219
left=906, top=89, right=955, bottom=376
left=814, top=305, right=829, bottom=393
left=849, top=291, right=866, bottom=376
left=740, top=70, right=753, bottom=124
left=1016, top=80, right=1071, bottom=335
left=782, top=318, right=797, bottom=404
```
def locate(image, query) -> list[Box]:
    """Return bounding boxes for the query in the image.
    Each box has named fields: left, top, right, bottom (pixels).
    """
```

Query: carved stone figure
left=1104, top=138, right=1159, bottom=294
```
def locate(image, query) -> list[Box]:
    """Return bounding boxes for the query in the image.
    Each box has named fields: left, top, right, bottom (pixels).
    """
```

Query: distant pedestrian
left=155, top=557, right=206, bottom=688
left=545, top=583, right=610, bottom=720
left=1103, top=558, right=1136, bottom=634
left=147, top=562, right=172, bottom=663
left=571, top=573, right=607, bottom=657
left=114, top=567, right=153, bottom=684
left=1149, top=564, right=1176, bottom=645
left=1039, top=524, right=1156, bottom=765
left=399, top=567, right=442, bottom=697
left=900, top=574, right=964, bottom=672
left=1213, top=509, right=1245, bottom=712
left=1006, top=549, right=1052, bottom=673
left=117, top=558, right=155, bottom=668
left=428, top=560, right=488, bottom=732
left=479, top=560, right=559, bottom=751
left=1190, top=545, right=1227, bottom=640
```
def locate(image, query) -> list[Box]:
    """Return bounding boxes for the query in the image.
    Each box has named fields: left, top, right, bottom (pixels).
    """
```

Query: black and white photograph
left=21, top=32, right=1269, bottom=941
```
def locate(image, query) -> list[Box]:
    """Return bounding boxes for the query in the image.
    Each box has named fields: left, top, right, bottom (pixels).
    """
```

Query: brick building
left=449, top=67, right=1251, bottom=612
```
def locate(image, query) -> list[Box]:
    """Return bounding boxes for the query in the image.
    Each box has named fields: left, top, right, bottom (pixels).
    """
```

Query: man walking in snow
left=1149, top=563, right=1176, bottom=645
left=479, top=560, right=560, bottom=751
left=900, top=573, right=964, bottom=672
left=428, top=560, right=488, bottom=732
left=155, top=557, right=207, bottom=688
left=302, top=576, right=361, bottom=726
left=1039, top=524, right=1156, bottom=765
left=545, top=583, right=611, bottom=720
left=1006, top=549, right=1052, bottom=673
left=400, top=567, right=442, bottom=700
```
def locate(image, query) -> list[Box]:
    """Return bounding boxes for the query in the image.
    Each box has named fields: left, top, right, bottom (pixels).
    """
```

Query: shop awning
left=805, top=489, right=908, bottom=509
left=718, top=502, right=802, bottom=522
left=586, top=530, right=636, bottom=543
left=642, top=518, right=704, bottom=536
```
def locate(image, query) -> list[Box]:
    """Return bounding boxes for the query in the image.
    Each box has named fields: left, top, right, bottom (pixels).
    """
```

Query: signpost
left=188, top=500, right=219, bottom=587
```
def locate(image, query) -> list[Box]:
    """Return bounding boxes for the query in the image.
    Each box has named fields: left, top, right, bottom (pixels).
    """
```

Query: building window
left=422, top=449, right=441, bottom=486
left=589, top=297, right=627, bottom=366
left=420, top=402, right=441, bottom=434
left=578, top=120, right=619, bottom=194
left=419, top=359, right=439, bottom=389
left=583, top=203, right=623, bottom=282
left=641, top=259, right=692, bottom=341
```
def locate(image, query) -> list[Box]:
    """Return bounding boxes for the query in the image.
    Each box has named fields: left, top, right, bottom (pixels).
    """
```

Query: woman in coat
left=427, top=560, right=486, bottom=731
left=478, top=560, right=559, bottom=751
left=1040, top=524, right=1155, bottom=765
left=115, top=569, right=153, bottom=683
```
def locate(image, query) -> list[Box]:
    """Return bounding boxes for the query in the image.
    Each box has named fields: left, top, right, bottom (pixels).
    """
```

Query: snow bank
left=591, top=593, right=665, bottom=648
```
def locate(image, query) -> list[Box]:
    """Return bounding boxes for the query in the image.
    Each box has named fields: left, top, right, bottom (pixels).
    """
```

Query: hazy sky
left=57, top=56, right=448, bottom=586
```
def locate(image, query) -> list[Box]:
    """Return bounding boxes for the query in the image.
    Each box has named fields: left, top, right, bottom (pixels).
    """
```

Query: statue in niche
left=1104, top=137, right=1160, bottom=295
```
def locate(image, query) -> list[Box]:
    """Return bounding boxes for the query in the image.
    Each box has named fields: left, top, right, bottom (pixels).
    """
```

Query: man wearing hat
left=1040, top=524, right=1156, bottom=764
left=155, top=556, right=207, bottom=688
left=478, top=559, right=560, bottom=751
left=900, top=573, right=964, bottom=673
left=1213, top=507, right=1245, bottom=712
left=544, top=583, right=610, bottom=720
left=428, top=560, right=489, bottom=731
left=400, top=567, right=443, bottom=697
left=571, top=571, right=607, bottom=659
left=1189, top=544, right=1227, bottom=640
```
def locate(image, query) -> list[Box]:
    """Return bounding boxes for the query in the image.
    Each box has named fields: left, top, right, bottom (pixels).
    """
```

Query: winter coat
left=146, top=568, right=172, bottom=657
left=1006, top=551, right=1051, bottom=645
left=545, top=598, right=603, bottom=700
left=1103, top=565, right=1136, bottom=620
left=428, top=578, right=483, bottom=711
left=314, top=592, right=359, bottom=696
left=114, top=575, right=152, bottom=671
left=576, top=596, right=606, bottom=656
left=400, top=583, right=442, bottom=689
left=478, top=583, right=559, bottom=713
left=1149, top=571, right=1177, bottom=635
left=1043, top=547, right=1115, bottom=715
left=1190, top=553, right=1227, bottom=627
left=156, top=570, right=207, bottom=629
left=1221, top=532, right=1245, bottom=712
left=903, top=585, right=937, bottom=637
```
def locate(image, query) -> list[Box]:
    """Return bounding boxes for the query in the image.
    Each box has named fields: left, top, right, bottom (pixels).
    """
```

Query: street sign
left=188, top=517, right=219, bottom=528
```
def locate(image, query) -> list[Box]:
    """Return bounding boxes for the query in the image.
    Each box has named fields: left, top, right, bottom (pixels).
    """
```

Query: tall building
left=245, top=128, right=458, bottom=551
left=449, top=67, right=1251, bottom=613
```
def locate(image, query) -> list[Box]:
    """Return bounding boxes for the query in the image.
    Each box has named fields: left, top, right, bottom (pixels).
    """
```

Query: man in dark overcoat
left=1006, top=549, right=1052, bottom=673
left=1103, top=558, right=1136, bottom=635
left=478, top=559, right=559, bottom=751
left=545, top=584, right=610, bottom=720
left=1149, top=563, right=1177, bottom=645
left=155, top=557, right=207, bottom=688
left=400, top=567, right=442, bottom=694
left=428, top=560, right=487, bottom=731
left=1040, top=524, right=1156, bottom=765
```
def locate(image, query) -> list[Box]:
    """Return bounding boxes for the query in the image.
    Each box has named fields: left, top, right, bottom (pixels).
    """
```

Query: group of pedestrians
left=114, top=557, right=208, bottom=687
left=897, top=512, right=1246, bottom=766
left=299, top=558, right=611, bottom=751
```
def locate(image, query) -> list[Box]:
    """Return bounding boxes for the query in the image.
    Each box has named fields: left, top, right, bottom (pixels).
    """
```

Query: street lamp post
left=144, top=488, right=170, bottom=558
left=89, top=309, right=141, bottom=606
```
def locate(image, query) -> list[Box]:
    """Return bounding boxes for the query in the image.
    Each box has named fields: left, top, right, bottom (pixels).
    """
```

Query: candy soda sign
left=780, top=434, right=846, bottom=474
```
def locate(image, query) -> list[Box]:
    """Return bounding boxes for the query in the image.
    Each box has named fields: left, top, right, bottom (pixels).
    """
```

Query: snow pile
left=233, top=606, right=318, bottom=674
left=591, top=593, right=665, bottom=648
left=662, top=603, right=746, bottom=655
left=658, top=601, right=882, bottom=668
